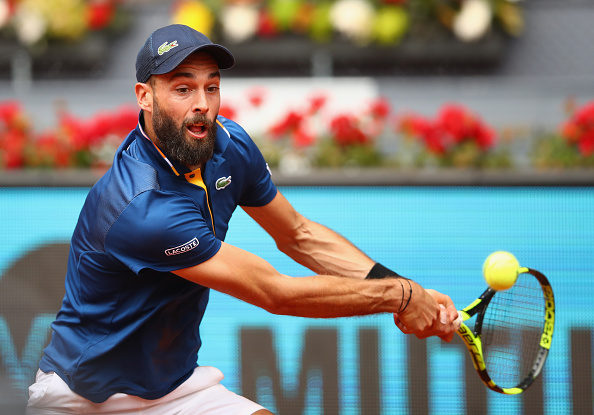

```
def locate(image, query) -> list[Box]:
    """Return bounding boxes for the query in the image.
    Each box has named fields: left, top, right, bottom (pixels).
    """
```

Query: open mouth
left=187, top=123, right=208, bottom=139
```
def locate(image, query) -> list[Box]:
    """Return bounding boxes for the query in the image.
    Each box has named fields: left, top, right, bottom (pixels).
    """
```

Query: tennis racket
left=455, top=267, right=555, bottom=394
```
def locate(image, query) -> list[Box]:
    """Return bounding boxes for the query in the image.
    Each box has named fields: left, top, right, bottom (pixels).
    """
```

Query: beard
left=152, top=99, right=217, bottom=168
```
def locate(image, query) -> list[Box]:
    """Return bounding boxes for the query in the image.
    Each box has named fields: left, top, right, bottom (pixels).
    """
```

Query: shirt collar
left=136, top=110, right=231, bottom=177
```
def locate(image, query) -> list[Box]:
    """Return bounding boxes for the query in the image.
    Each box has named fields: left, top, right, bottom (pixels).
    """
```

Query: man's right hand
left=392, top=281, right=458, bottom=342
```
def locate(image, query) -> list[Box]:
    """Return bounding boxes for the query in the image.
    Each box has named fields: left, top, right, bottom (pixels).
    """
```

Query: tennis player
left=27, top=24, right=459, bottom=414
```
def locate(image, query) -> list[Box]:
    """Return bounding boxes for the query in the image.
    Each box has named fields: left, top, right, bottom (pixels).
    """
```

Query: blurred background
left=0, top=1, right=593, bottom=414
left=0, top=0, right=593, bottom=175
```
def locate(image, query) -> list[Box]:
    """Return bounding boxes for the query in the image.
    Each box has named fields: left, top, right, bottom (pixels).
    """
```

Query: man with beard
left=27, top=24, right=460, bottom=414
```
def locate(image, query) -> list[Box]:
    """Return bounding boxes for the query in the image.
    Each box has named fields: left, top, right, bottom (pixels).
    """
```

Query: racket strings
left=480, top=274, right=545, bottom=387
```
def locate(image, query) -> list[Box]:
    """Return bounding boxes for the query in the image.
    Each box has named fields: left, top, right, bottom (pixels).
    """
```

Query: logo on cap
left=158, top=40, right=179, bottom=56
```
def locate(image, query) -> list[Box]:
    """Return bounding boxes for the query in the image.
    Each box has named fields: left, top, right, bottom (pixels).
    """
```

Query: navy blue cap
left=136, top=24, right=235, bottom=83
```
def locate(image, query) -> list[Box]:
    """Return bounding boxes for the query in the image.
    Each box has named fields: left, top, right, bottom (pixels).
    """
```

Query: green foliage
left=533, top=134, right=594, bottom=169
left=373, top=6, right=409, bottom=45
left=269, top=0, right=303, bottom=31
left=314, top=139, right=383, bottom=168
left=309, top=3, right=334, bottom=42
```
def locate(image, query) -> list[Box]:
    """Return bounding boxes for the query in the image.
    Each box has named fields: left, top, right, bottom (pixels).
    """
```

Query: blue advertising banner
left=0, top=186, right=592, bottom=414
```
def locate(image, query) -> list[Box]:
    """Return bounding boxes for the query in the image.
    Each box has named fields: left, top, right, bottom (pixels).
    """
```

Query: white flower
left=221, top=4, right=259, bottom=43
left=14, top=5, right=47, bottom=45
left=330, top=0, right=376, bottom=45
left=453, top=0, right=493, bottom=43
left=279, top=150, right=311, bottom=176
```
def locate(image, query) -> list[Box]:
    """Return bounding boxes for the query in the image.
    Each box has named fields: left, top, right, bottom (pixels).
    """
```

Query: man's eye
left=177, top=87, right=190, bottom=93
left=207, top=86, right=220, bottom=93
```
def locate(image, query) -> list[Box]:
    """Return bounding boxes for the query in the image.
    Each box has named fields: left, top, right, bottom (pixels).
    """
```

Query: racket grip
left=453, top=311, right=463, bottom=331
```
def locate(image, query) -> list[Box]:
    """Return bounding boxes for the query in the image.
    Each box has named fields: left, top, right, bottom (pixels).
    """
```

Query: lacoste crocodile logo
left=216, top=176, right=232, bottom=190
left=158, top=40, right=178, bottom=56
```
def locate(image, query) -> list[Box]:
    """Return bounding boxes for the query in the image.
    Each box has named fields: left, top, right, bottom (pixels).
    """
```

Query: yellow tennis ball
left=483, top=251, right=520, bottom=291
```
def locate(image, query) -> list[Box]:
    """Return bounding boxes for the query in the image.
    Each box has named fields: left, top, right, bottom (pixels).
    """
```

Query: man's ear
left=135, top=82, right=153, bottom=112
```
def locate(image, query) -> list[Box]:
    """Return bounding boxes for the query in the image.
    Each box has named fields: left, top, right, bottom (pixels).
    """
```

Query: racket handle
left=453, top=311, right=463, bottom=331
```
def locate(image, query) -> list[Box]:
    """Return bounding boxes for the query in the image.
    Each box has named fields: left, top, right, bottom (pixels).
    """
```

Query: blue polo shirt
left=39, top=113, right=278, bottom=403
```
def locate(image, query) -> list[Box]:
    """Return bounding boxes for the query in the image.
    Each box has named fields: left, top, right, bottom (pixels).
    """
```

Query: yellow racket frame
left=456, top=267, right=555, bottom=394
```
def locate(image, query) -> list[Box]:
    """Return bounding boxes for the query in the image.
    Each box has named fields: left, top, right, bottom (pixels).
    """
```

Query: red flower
left=578, top=130, right=594, bottom=156
left=436, top=105, right=468, bottom=145
left=329, top=114, right=368, bottom=147
left=218, top=104, right=237, bottom=121
left=396, top=105, right=494, bottom=155
left=87, top=0, right=116, bottom=31
left=369, top=97, right=391, bottom=120
left=111, top=106, right=138, bottom=136
left=5, top=0, right=16, bottom=16
left=436, top=104, right=495, bottom=150
left=474, top=124, right=495, bottom=149
left=0, top=100, right=22, bottom=127
left=293, top=127, right=315, bottom=148
left=57, top=106, right=138, bottom=153
left=396, top=113, right=432, bottom=140
left=0, top=129, right=26, bottom=168
left=573, top=102, right=594, bottom=128
left=88, top=112, right=113, bottom=146
left=246, top=87, right=266, bottom=108
left=258, top=9, right=280, bottom=38
left=269, top=110, right=304, bottom=139
left=34, top=131, right=72, bottom=168
left=0, top=100, right=139, bottom=169
left=561, top=121, right=580, bottom=144
left=397, top=114, right=445, bottom=154
left=59, top=113, right=88, bottom=151
left=307, top=93, right=328, bottom=115
left=423, top=127, right=446, bottom=155
left=561, top=101, right=594, bottom=156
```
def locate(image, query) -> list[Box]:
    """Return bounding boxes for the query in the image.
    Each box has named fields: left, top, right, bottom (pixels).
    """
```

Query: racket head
left=457, top=267, right=555, bottom=394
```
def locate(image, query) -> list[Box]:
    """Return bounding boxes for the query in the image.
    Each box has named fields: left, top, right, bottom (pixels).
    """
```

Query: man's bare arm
left=242, top=191, right=376, bottom=279
left=173, top=242, right=456, bottom=340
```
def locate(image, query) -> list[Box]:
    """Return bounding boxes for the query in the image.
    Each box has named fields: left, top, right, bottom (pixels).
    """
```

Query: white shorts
left=26, top=366, right=266, bottom=415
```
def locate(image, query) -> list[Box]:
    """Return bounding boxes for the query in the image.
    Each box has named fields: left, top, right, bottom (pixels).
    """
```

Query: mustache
left=183, top=114, right=213, bottom=128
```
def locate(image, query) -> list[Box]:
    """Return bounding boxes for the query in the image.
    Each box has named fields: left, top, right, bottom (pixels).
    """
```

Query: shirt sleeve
left=223, top=120, right=277, bottom=207
left=239, top=147, right=277, bottom=207
left=105, top=190, right=221, bottom=274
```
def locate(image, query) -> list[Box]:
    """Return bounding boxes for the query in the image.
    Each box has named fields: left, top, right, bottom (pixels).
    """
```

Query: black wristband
left=366, top=263, right=412, bottom=313
left=365, top=263, right=403, bottom=280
